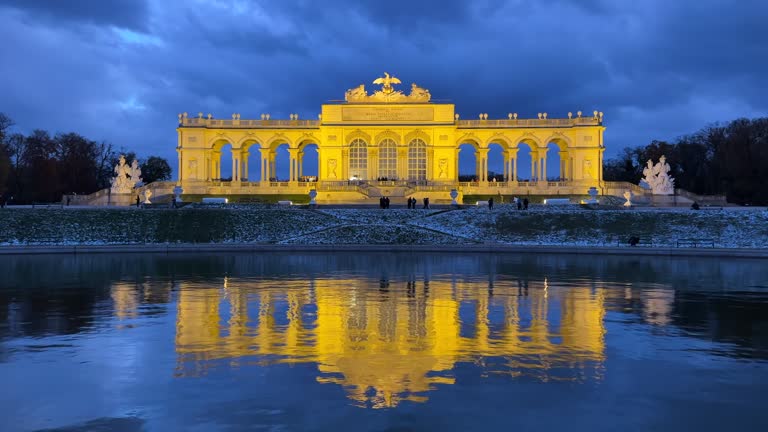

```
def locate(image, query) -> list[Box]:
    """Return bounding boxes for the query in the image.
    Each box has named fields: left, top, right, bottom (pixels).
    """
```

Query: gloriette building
left=175, top=73, right=607, bottom=202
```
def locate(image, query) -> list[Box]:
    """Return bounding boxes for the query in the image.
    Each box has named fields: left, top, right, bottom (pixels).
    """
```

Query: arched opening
left=243, top=142, right=262, bottom=182
left=217, top=142, right=233, bottom=181
left=272, top=143, right=290, bottom=181
left=545, top=139, right=569, bottom=182
left=514, top=141, right=537, bottom=181
left=377, top=138, right=397, bottom=180
left=407, top=138, right=427, bottom=181
left=298, top=142, right=319, bottom=182
left=458, top=143, right=478, bottom=181
left=349, top=138, right=368, bottom=180
left=487, top=143, right=505, bottom=182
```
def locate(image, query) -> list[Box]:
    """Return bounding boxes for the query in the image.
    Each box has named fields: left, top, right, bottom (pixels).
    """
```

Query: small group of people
left=379, top=196, right=391, bottom=209
left=405, top=197, right=429, bottom=209
left=512, top=196, right=529, bottom=210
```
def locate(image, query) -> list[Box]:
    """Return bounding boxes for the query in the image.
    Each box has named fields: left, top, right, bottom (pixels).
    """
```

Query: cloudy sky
left=1, top=0, right=766, bottom=177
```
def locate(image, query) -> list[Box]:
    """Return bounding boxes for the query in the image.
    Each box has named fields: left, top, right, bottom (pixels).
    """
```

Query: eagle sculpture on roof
left=373, top=72, right=401, bottom=94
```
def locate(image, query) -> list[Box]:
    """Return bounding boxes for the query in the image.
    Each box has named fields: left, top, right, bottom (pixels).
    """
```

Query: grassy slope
left=1, top=207, right=766, bottom=247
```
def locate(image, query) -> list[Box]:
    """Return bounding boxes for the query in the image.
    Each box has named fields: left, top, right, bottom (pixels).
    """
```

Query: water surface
left=1, top=252, right=767, bottom=431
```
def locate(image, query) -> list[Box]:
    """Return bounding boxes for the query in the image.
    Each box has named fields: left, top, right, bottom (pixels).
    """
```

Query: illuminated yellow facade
left=167, top=276, right=606, bottom=408
left=175, top=73, right=607, bottom=203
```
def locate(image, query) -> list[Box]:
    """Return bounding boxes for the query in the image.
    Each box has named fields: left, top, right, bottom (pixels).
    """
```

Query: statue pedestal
left=108, top=193, right=137, bottom=207
left=651, top=194, right=693, bottom=207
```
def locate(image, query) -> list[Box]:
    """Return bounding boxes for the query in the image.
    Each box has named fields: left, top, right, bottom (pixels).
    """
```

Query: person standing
left=136, top=195, right=140, bottom=208
left=523, top=197, right=529, bottom=210
left=488, top=197, right=494, bottom=210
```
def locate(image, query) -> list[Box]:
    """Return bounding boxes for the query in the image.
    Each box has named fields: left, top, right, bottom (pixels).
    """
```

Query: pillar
left=455, top=149, right=460, bottom=182
left=512, top=156, right=517, bottom=182
left=177, top=150, right=182, bottom=182
left=259, top=148, right=270, bottom=184
left=298, top=152, right=304, bottom=178
left=288, top=149, right=299, bottom=182
left=542, top=154, right=547, bottom=182
left=477, top=148, right=489, bottom=183
left=243, top=153, right=249, bottom=181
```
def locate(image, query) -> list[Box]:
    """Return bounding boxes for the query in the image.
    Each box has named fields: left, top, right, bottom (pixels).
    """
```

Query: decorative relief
left=188, top=136, right=197, bottom=143
left=328, top=135, right=337, bottom=141
left=439, top=135, right=448, bottom=140
left=188, top=159, right=198, bottom=180
left=583, top=160, right=595, bottom=179
left=327, top=159, right=338, bottom=179
left=345, top=72, right=431, bottom=103
left=438, top=158, right=448, bottom=178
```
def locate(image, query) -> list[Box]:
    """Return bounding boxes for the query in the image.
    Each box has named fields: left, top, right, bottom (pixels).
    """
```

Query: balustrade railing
left=180, top=117, right=320, bottom=128
left=457, top=117, right=601, bottom=128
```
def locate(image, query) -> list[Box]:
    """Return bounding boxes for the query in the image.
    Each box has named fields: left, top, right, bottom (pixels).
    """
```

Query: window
left=407, top=138, right=427, bottom=180
left=378, top=138, right=397, bottom=180
left=349, top=138, right=368, bottom=180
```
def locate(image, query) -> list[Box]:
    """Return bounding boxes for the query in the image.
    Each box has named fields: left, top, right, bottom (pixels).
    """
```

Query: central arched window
left=378, top=138, right=397, bottom=180
left=408, top=138, right=427, bottom=180
left=349, top=138, right=368, bottom=180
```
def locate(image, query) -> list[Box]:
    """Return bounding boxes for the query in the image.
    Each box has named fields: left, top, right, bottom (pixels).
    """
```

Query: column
left=260, top=148, right=270, bottom=184
left=512, top=155, right=517, bottom=182
left=455, top=149, right=460, bottom=182
left=298, top=152, right=304, bottom=178
left=243, top=153, right=249, bottom=181
left=288, top=149, right=298, bottom=182
left=530, top=155, right=536, bottom=181
left=477, top=148, right=489, bottom=183
left=177, top=150, right=182, bottom=182
left=542, top=154, right=547, bottom=182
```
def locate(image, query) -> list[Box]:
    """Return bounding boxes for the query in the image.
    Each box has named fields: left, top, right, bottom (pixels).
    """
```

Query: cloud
left=0, top=0, right=766, bottom=175
left=0, top=0, right=150, bottom=31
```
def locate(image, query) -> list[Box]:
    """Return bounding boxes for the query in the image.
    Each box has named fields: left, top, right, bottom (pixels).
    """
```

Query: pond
left=1, top=252, right=767, bottom=431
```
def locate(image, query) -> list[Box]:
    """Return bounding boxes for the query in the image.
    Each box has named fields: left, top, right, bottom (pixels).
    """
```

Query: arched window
left=408, top=138, right=427, bottom=180
left=378, top=138, right=397, bottom=180
left=349, top=138, right=368, bottom=180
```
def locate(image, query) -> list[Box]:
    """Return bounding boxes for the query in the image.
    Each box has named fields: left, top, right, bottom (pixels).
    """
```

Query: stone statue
left=142, top=189, right=152, bottom=204
left=345, top=73, right=432, bottom=103
left=130, top=159, right=142, bottom=186
left=408, top=83, right=431, bottom=102
left=372, top=72, right=401, bottom=94
left=640, top=155, right=675, bottom=195
left=345, top=84, right=367, bottom=102
left=623, top=190, right=633, bottom=207
left=110, top=155, right=142, bottom=193
left=328, top=159, right=338, bottom=179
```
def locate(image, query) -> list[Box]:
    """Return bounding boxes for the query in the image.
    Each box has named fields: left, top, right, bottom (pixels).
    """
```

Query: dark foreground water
left=1, top=252, right=767, bottom=432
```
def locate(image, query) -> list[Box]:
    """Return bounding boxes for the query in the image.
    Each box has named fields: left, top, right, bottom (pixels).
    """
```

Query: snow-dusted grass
left=1, top=205, right=766, bottom=248
left=0, top=208, right=338, bottom=245
left=414, top=206, right=768, bottom=248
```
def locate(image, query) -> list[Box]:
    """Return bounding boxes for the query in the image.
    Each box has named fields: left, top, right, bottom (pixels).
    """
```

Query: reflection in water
left=151, top=274, right=609, bottom=407
left=2, top=252, right=768, bottom=431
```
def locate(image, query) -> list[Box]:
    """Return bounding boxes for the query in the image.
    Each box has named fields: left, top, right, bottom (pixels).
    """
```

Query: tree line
left=0, top=113, right=172, bottom=204
left=605, top=117, right=768, bottom=205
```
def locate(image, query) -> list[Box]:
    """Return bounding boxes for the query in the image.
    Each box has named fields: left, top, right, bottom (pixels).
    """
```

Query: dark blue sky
left=1, top=0, right=767, bottom=178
